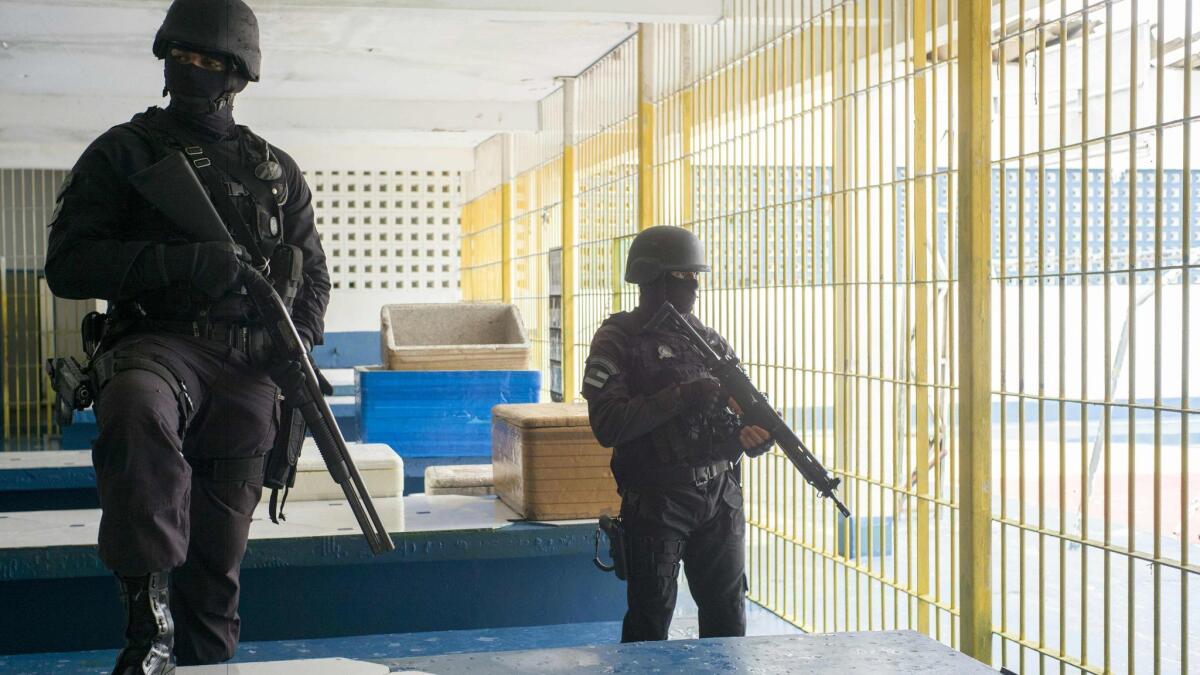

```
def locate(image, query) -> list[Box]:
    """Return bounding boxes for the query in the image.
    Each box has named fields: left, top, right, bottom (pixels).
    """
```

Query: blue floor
left=0, top=597, right=799, bottom=675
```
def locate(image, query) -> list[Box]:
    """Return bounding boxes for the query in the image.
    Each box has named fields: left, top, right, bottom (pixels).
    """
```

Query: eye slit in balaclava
left=638, top=273, right=699, bottom=315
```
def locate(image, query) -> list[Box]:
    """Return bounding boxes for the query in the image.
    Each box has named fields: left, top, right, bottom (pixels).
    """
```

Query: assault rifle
left=647, top=301, right=851, bottom=517
left=128, top=151, right=395, bottom=554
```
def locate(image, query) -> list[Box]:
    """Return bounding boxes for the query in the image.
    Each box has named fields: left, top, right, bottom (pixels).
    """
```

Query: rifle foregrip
left=304, top=405, right=350, bottom=484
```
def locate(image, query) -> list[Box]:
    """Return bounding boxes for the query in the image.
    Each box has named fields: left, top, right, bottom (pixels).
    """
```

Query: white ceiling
left=0, top=0, right=723, bottom=169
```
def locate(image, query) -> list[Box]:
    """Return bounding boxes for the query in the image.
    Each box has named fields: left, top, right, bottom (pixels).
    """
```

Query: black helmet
left=624, top=226, right=710, bottom=284
left=153, top=0, right=261, bottom=82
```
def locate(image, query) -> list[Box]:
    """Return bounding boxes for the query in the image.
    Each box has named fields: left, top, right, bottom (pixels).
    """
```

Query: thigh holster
left=92, top=350, right=195, bottom=437
left=633, top=537, right=684, bottom=579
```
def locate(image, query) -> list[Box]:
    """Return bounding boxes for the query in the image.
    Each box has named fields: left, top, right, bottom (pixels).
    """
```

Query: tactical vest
left=606, top=312, right=741, bottom=474
left=118, top=108, right=299, bottom=321
left=130, top=108, right=286, bottom=261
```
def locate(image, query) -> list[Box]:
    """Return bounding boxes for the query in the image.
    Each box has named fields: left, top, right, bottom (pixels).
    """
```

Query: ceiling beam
left=0, top=95, right=541, bottom=135
left=0, top=140, right=478, bottom=171
left=22, top=0, right=724, bottom=24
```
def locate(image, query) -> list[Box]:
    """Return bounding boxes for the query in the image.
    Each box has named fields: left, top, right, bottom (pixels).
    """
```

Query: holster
left=264, top=400, right=306, bottom=523
left=593, top=514, right=629, bottom=581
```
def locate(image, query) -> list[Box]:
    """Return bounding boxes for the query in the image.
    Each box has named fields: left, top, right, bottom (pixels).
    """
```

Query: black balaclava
left=163, top=55, right=248, bottom=141
left=638, top=273, right=700, bottom=315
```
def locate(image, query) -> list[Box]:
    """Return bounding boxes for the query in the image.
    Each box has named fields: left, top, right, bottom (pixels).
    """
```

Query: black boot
left=112, top=571, right=175, bottom=675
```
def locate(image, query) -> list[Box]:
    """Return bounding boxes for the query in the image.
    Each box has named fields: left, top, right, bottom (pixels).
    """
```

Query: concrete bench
left=0, top=442, right=401, bottom=511
left=424, top=464, right=494, bottom=496
left=0, top=493, right=624, bottom=655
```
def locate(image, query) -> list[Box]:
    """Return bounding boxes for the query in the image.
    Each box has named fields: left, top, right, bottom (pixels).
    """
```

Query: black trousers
left=91, top=332, right=277, bottom=665
left=619, top=470, right=747, bottom=642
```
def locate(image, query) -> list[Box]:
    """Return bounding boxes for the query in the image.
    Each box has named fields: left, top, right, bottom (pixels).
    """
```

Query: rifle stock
left=129, top=151, right=396, bottom=553
left=648, top=302, right=851, bottom=518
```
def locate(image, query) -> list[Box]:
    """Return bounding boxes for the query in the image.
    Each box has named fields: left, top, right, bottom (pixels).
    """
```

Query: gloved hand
left=678, top=376, right=722, bottom=409
left=161, top=242, right=250, bottom=298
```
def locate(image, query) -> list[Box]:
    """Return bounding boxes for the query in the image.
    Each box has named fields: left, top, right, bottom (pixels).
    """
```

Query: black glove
left=161, top=242, right=250, bottom=298
left=678, top=376, right=722, bottom=408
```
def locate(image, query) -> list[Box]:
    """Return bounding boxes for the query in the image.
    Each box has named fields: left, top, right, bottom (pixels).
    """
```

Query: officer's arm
left=582, top=327, right=684, bottom=448
left=45, top=135, right=157, bottom=300
left=705, top=325, right=774, bottom=456
left=275, top=147, right=331, bottom=348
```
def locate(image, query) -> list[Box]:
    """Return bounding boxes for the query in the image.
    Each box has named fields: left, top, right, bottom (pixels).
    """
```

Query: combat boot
left=112, top=571, right=175, bottom=675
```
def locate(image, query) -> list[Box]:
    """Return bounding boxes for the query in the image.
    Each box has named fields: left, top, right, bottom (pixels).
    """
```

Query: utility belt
left=622, top=459, right=733, bottom=490
left=134, top=316, right=255, bottom=354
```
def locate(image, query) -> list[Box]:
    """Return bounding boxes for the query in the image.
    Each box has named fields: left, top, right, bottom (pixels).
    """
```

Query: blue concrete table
left=0, top=494, right=624, bottom=655
left=383, top=631, right=992, bottom=674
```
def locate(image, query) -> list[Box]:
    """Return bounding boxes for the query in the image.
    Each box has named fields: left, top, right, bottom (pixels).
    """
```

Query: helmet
left=153, top=0, right=261, bottom=82
left=624, top=226, right=710, bottom=284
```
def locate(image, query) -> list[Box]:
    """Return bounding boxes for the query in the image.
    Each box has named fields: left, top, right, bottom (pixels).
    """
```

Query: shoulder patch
left=582, top=355, right=619, bottom=392
left=48, top=172, right=75, bottom=227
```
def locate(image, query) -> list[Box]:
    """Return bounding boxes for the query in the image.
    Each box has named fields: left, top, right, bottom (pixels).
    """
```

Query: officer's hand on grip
left=740, top=425, right=773, bottom=457
left=678, top=376, right=722, bottom=409
left=162, top=242, right=251, bottom=298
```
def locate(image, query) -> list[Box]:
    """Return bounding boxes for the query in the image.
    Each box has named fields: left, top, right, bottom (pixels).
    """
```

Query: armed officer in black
left=582, top=226, right=772, bottom=642
left=43, top=0, right=329, bottom=672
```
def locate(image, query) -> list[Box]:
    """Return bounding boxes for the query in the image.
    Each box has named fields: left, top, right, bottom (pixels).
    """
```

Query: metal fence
left=0, top=168, right=74, bottom=451
left=457, top=0, right=1198, bottom=672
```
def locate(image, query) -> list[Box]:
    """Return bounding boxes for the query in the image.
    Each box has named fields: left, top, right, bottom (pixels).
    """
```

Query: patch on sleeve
left=48, top=172, right=75, bottom=227
left=582, top=355, right=619, bottom=392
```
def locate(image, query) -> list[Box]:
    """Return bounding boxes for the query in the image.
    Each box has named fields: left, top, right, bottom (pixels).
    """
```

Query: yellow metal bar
left=678, top=24, right=693, bottom=229
left=679, top=88, right=693, bottom=228
left=1182, top=5, right=1193, bottom=673
left=912, top=0, right=932, bottom=637
left=637, top=25, right=655, bottom=232
left=1, top=168, right=8, bottom=442
left=562, top=141, right=577, bottom=401
left=957, top=0, right=992, bottom=661
left=501, top=180, right=512, bottom=304
left=1, top=252, right=8, bottom=443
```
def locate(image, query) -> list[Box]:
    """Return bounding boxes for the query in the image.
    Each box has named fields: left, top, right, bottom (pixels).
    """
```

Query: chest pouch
left=268, top=244, right=304, bottom=309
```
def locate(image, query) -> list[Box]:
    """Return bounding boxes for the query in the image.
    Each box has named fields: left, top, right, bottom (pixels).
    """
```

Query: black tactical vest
left=119, top=108, right=293, bottom=321
left=607, top=311, right=741, bottom=473
left=129, top=109, right=286, bottom=262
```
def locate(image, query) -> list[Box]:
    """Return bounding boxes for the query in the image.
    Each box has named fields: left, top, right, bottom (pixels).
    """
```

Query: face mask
left=638, top=274, right=699, bottom=315
left=664, top=275, right=699, bottom=314
left=163, top=58, right=248, bottom=138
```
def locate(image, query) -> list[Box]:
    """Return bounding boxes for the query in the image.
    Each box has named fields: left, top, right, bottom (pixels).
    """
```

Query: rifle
left=128, top=151, right=396, bottom=554
left=647, top=301, right=851, bottom=517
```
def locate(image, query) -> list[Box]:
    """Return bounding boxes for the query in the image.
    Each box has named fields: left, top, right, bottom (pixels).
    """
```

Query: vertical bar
left=912, top=0, right=932, bottom=637
left=638, top=24, right=656, bottom=232
left=1152, top=1, right=1165, bottom=672
left=1181, top=3, right=1193, bottom=671
left=501, top=135, right=514, bottom=305
left=1126, top=2, right=1139, bottom=671
left=1102, top=0, right=1114, bottom=668
left=957, top=0, right=993, bottom=662
left=562, top=78, right=578, bottom=402
left=1036, top=0, right=1047, bottom=668
left=680, top=25, right=695, bottom=230
left=0, top=170, right=8, bottom=442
